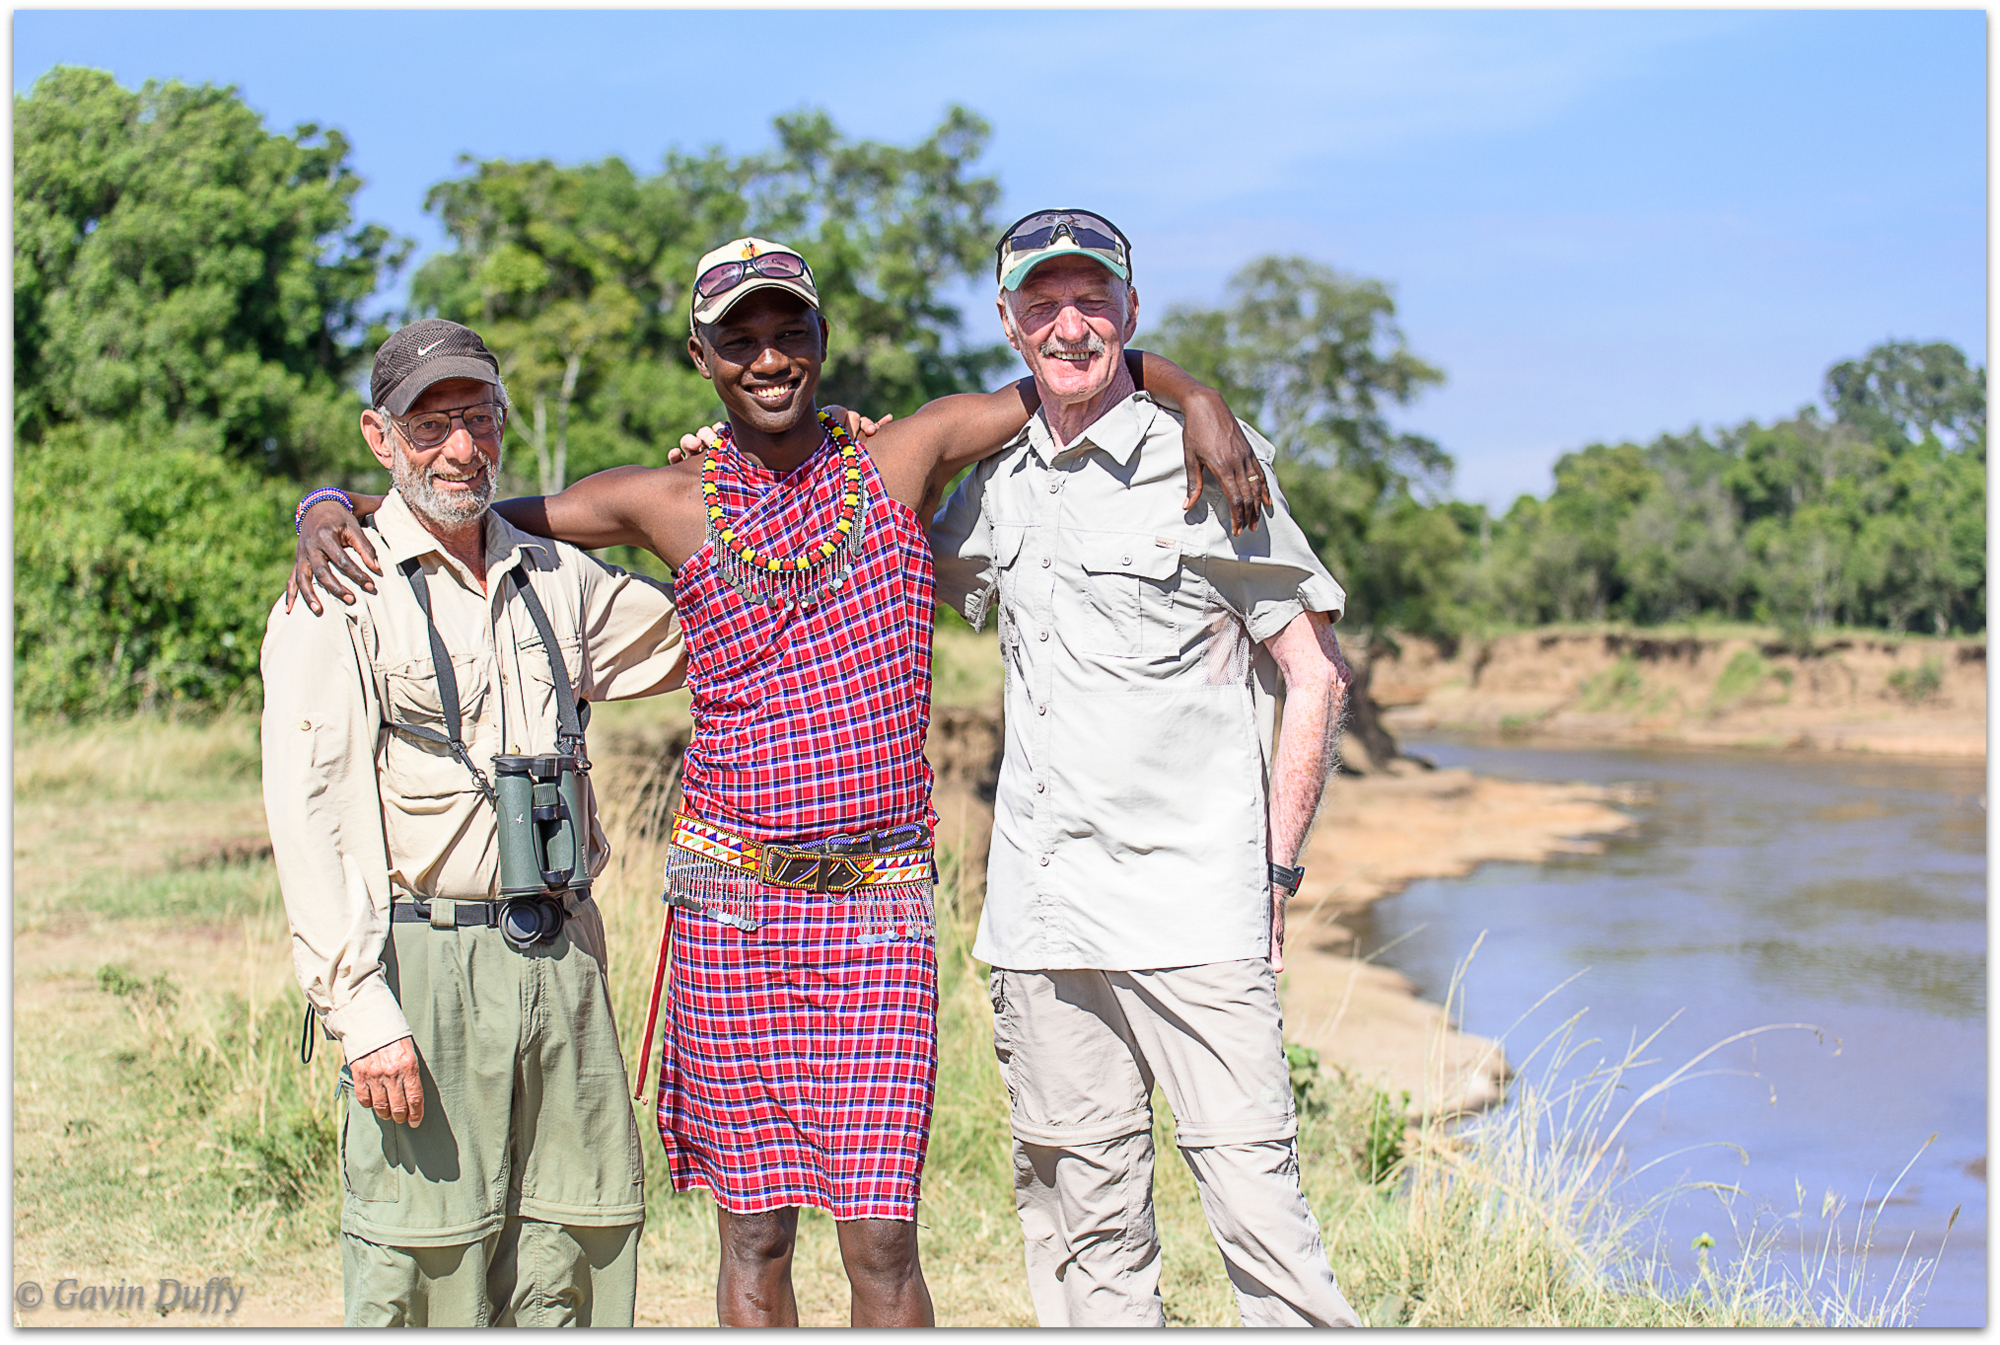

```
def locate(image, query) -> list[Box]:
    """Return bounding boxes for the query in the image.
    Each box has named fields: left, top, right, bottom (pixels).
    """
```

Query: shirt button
left=1037, top=704, right=1047, bottom=716
left=299, top=720, right=311, bottom=732
left=1035, top=780, right=1046, bottom=793
left=1048, top=480, right=1061, bottom=493
left=1038, top=630, right=1049, bottom=642
left=1040, top=557, right=1051, bottom=568
left=1121, top=554, right=1133, bottom=565
left=1039, top=855, right=1050, bottom=867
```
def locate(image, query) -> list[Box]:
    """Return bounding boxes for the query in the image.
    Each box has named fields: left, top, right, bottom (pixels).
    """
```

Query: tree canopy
left=14, top=67, right=406, bottom=715
left=15, top=66, right=404, bottom=479
left=12, top=68, right=1985, bottom=719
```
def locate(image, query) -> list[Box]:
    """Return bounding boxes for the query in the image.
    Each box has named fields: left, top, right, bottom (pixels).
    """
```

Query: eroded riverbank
left=1371, top=627, right=1986, bottom=758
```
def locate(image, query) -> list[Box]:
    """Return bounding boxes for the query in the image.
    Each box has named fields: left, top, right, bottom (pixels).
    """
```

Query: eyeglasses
left=994, top=209, right=1132, bottom=283
left=391, top=402, right=505, bottom=449
left=694, top=251, right=814, bottom=304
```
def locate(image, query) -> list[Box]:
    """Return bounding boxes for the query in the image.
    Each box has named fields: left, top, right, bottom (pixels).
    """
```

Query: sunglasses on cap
left=994, top=209, right=1132, bottom=284
left=694, top=251, right=814, bottom=304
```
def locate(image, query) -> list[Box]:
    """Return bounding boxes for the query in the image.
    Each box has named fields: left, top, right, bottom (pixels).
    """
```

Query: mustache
left=1039, top=330, right=1107, bottom=358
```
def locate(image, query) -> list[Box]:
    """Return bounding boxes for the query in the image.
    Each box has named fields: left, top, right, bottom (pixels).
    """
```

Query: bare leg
left=834, top=1217, right=933, bottom=1327
left=715, top=1206, right=800, bottom=1327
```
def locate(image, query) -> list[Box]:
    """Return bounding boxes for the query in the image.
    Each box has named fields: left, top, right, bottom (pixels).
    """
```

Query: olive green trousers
left=339, top=898, right=645, bottom=1327
left=343, top=1218, right=640, bottom=1327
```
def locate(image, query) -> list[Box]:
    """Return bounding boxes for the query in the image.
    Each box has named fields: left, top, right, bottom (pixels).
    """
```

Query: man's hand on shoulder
left=1179, top=399, right=1271, bottom=537
left=288, top=496, right=382, bottom=616
left=350, top=1034, right=425, bottom=1128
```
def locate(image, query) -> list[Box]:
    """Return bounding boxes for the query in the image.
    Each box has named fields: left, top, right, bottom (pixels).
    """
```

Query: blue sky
left=15, top=10, right=1987, bottom=507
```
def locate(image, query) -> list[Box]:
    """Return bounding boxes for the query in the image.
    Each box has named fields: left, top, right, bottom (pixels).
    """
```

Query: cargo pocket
left=989, top=971, right=1022, bottom=1114
left=340, top=1093, right=403, bottom=1204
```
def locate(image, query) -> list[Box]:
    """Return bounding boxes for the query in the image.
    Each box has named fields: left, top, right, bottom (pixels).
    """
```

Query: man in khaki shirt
left=260, top=319, right=684, bottom=1326
left=932, top=212, right=1362, bottom=1327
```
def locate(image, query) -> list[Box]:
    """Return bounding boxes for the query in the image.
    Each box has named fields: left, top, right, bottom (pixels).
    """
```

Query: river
left=1351, top=737, right=1987, bottom=1327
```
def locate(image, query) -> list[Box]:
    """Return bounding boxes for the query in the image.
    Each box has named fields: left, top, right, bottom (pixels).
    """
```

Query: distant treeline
left=13, top=69, right=1985, bottom=717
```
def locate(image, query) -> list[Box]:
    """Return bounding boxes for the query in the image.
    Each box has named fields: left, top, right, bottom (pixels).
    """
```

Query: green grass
left=1886, top=656, right=1945, bottom=705
left=13, top=710, right=1946, bottom=1325
left=1578, top=656, right=1646, bottom=712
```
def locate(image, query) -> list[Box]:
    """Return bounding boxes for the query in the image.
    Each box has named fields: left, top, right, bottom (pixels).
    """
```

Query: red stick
left=631, top=902, right=676, bottom=1102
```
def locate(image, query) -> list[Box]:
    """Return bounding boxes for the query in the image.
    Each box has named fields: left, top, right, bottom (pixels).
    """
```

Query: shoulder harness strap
left=505, top=546, right=589, bottom=763
left=391, top=549, right=591, bottom=805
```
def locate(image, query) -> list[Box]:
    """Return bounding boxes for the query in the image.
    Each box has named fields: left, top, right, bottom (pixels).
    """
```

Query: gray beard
left=392, top=441, right=498, bottom=532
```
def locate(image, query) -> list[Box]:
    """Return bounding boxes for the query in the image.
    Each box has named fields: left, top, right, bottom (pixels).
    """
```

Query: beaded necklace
left=701, top=408, right=868, bottom=609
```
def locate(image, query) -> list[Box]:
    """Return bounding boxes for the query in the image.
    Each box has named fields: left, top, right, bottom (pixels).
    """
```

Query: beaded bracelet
left=294, top=488, right=355, bottom=535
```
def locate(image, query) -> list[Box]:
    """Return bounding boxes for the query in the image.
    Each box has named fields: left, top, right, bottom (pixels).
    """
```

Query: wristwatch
left=1268, top=861, right=1305, bottom=894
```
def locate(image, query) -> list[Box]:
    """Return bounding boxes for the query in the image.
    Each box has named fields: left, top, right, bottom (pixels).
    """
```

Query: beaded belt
left=670, top=813, right=934, bottom=894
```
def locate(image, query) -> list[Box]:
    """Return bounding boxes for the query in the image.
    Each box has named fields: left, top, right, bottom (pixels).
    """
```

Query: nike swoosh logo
left=416, top=339, right=444, bottom=357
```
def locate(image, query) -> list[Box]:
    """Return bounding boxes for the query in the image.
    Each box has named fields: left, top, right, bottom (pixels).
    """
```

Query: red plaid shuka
left=656, top=425, right=939, bottom=1221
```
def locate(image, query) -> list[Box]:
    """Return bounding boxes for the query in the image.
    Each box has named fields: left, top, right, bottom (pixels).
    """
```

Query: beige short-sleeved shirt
left=260, top=491, right=685, bottom=1061
left=930, top=391, right=1346, bottom=972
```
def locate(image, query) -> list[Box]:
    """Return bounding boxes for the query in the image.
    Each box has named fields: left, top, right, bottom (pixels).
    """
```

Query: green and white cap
left=994, top=208, right=1133, bottom=291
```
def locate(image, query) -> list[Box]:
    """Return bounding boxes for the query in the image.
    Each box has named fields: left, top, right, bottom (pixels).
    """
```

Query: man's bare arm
left=1262, top=609, right=1352, bottom=971
left=860, top=379, right=1040, bottom=512
left=287, top=466, right=698, bottom=615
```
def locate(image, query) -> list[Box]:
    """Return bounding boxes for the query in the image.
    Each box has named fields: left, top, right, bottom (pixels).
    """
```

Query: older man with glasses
left=261, top=318, right=689, bottom=1325
left=929, top=208, right=1364, bottom=1327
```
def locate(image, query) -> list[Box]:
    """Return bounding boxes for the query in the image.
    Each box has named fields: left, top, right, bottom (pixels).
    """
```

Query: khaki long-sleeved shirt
left=931, top=391, right=1346, bottom=972
left=260, top=491, right=685, bottom=1061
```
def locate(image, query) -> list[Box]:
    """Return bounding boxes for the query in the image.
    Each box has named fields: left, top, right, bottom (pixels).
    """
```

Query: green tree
left=1152, top=256, right=1457, bottom=642
left=411, top=154, right=727, bottom=494
left=1825, top=339, right=1986, bottom=449
left=14, top=66, right=405, bottom=478
left=16, top=426, right=299, bottom=716
left=13, top=68, right=405, bottom=716
left=1153, top=256, right=1448, bottom=490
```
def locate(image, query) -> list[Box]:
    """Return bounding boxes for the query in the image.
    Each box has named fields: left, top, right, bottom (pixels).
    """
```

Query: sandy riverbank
left=1370, top=627, right=1986, bottom=758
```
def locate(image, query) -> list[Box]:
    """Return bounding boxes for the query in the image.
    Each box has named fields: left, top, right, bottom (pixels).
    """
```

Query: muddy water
left=1352, top=738, right=1987, bottom=1326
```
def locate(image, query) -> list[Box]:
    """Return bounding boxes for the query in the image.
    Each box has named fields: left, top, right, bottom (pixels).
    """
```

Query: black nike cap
left=371, top=318, right=503, bottom=415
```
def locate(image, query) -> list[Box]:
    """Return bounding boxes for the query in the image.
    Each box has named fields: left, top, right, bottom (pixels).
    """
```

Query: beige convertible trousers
left=990, top=960, right=1360, bottom=1327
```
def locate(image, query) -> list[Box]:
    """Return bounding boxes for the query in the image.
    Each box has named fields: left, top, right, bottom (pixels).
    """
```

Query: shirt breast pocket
left=520, top=634, right=586, bottom=726
left=382, top=656, right=488, bottom=805
left=1076, top=532, right=1183, bottom=657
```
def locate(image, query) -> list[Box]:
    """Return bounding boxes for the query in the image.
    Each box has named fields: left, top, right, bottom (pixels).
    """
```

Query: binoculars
left=492, top=752, right=590, bottom=952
